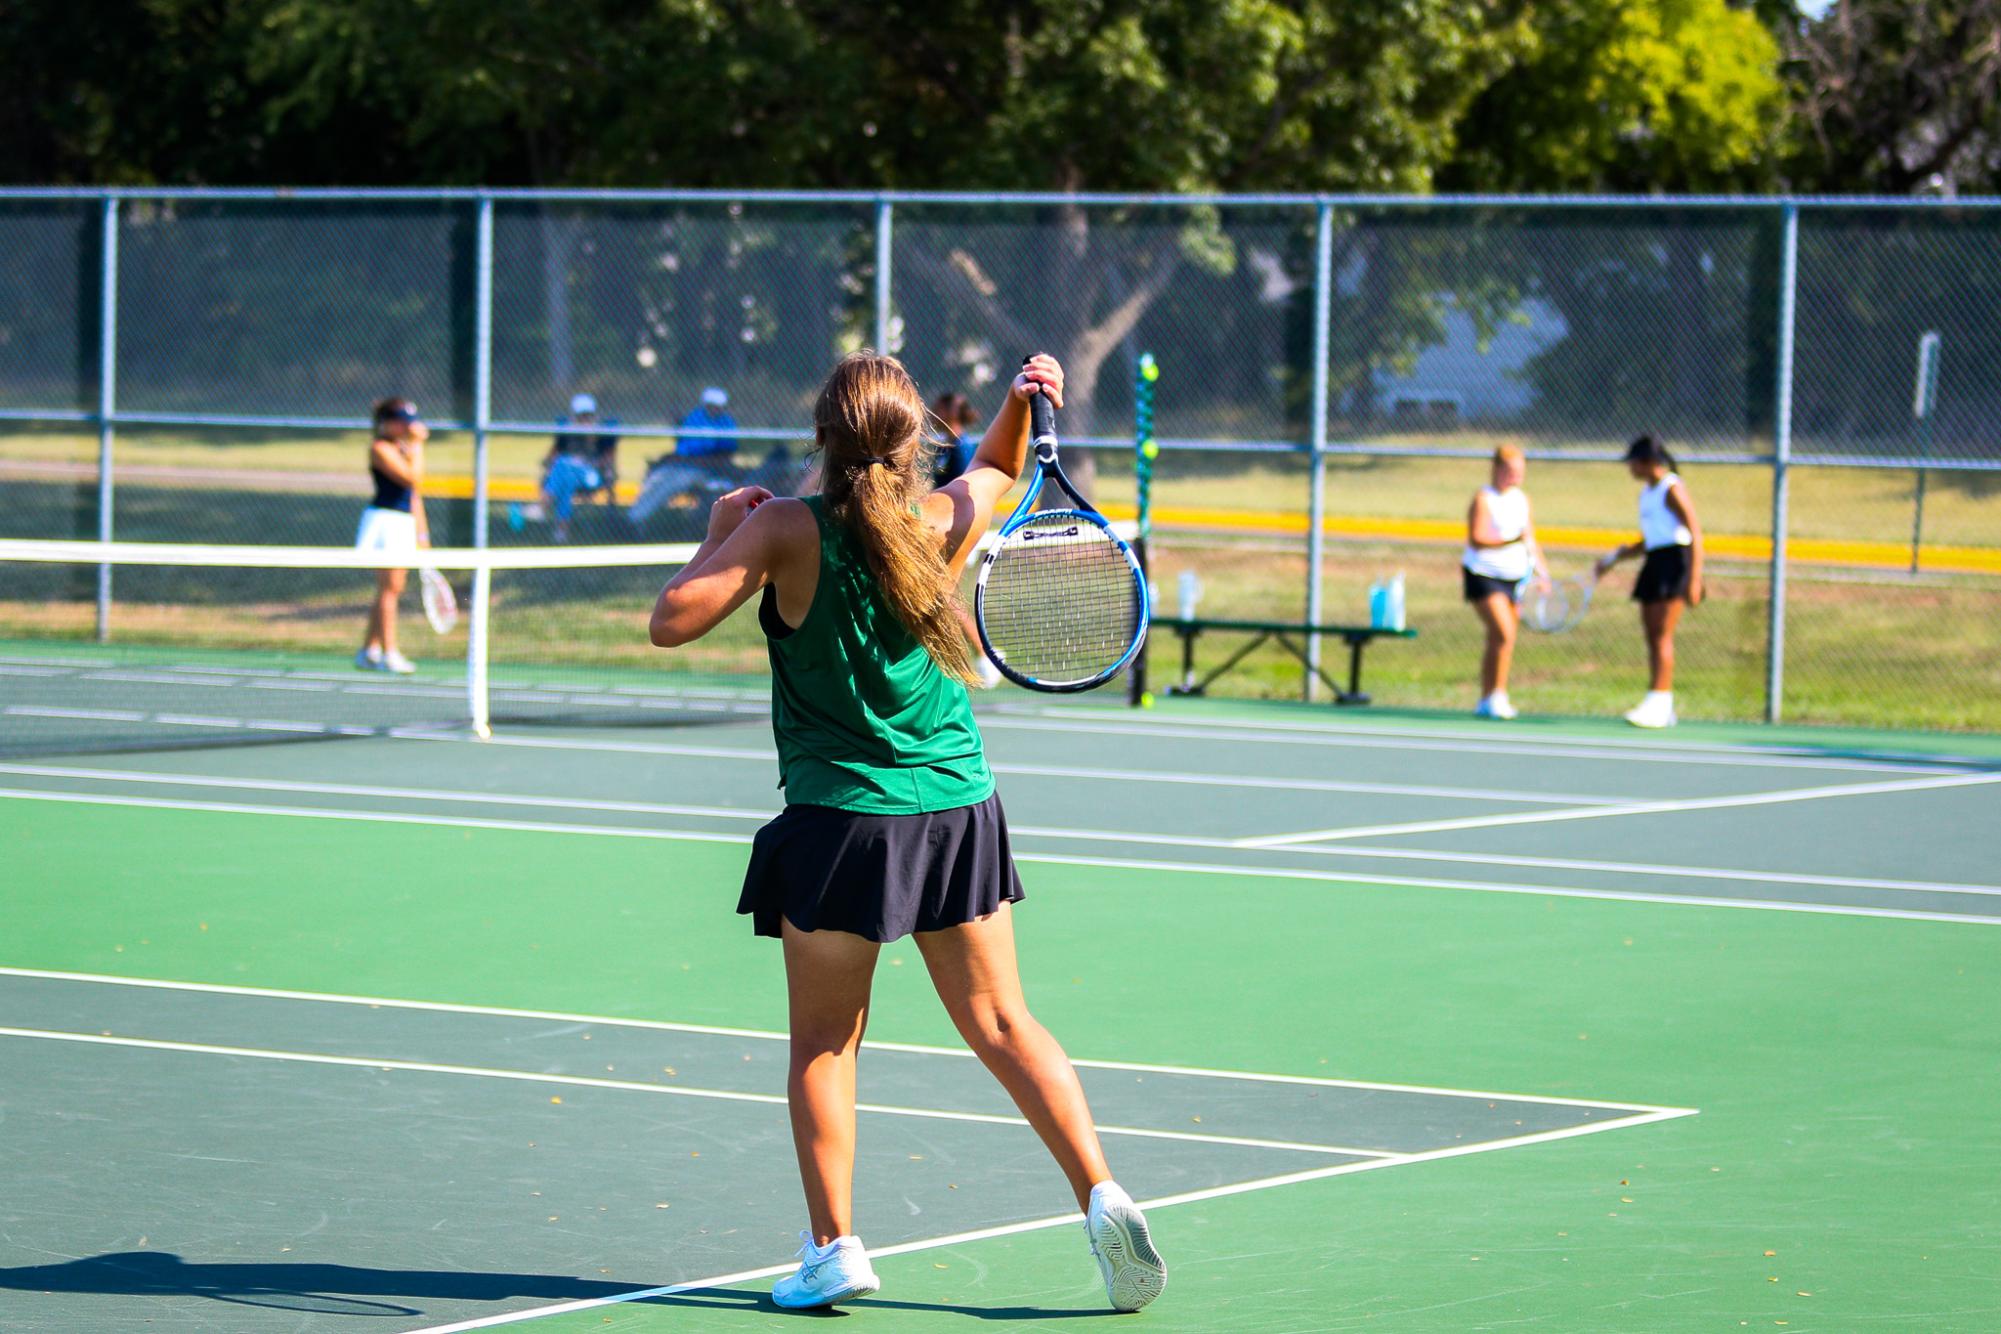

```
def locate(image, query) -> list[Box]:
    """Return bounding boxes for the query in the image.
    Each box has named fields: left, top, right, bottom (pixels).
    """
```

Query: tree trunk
left=541, top=211, right=581, bottom=392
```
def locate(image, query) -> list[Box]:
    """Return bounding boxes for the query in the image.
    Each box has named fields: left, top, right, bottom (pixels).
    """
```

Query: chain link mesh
left=0, top=194, right=1995, bottom=731
left=0, top=201, right=98, bottom=542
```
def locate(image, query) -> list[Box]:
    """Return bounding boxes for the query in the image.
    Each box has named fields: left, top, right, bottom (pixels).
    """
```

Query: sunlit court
left=8, top=6, right=2001, bottom=1326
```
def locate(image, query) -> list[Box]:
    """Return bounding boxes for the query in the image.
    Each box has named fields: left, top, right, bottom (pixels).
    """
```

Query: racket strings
left=980, top=516, right=1142, bottom=686
left=1521, top=575, right=1592, bottom=634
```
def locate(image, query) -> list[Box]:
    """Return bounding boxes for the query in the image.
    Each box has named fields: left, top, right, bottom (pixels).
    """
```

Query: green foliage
left=1443, top=0, right=1786, bottom=192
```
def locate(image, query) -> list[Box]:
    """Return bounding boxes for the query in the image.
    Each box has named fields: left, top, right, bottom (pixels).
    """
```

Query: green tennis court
left=5, top=670, right=1998, bottom=1331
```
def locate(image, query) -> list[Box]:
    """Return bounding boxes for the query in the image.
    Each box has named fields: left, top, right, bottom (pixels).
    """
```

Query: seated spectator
left=676, top=386, right=738, bottom=465
left=931, top=391, right=980, bottom=486
left=541, top=393, right=620, bottom=541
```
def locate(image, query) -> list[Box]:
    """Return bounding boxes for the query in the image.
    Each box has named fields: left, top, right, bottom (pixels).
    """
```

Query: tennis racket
left=419, top=566, right=458, bottom=634
left=1520, top=571, right=1594, bottom=634
left=974, top=387, right=1149, bottom=692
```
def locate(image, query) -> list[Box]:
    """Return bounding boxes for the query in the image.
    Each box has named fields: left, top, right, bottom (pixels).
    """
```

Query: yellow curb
left=423, top=479, right=2000, bottom=577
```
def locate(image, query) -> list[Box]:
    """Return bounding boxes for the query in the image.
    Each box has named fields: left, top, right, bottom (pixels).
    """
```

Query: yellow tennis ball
left=1140, top=691, right=1155, bottom=708
left=1141, top=440, right=1159, bottom=459
left=1141, top=362, right=1160, bottom=382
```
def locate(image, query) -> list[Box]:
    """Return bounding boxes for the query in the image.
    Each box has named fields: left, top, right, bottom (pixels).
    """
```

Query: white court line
left=981, top=712, right=1977, bottom=775
left=1239, top=769, right=2001, bottom=847
left=5, top=786, right=1998, bottom=926
left=16, top=766, right=1981, bottom=901
left=0, top=763, right=779, bottom=824
left=0, top=786, right=762, bottom=846
left=398, top=1106, right=1697, bottom=1333
left=0, top=763, right=1549, bottom=856
left=386, top=728, right=1646, bottom=806
left=0, top=1027, right=1380, bottom=1159
left=1024, top=849, right=2001, bottom=927
left=5, top=705, right=147, bottom=722
left=1256, top=841, right=2001, bottom=900
left=1009, top=704, right=2000, bottom=772
left=0, top=966, right=1685, bottom=1113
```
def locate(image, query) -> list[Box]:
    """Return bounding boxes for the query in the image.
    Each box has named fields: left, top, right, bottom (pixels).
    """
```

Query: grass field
left=4, top=427, right=1997, bottom=732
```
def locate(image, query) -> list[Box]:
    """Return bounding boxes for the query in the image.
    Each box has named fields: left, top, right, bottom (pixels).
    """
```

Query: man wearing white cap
left=539, top=392, right=620, bottom=541
left=677, top=386, right=738, bottom=463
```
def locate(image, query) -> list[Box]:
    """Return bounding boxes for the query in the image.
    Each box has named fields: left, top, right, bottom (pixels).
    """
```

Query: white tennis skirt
left=355, top=506, right=418, bottom=557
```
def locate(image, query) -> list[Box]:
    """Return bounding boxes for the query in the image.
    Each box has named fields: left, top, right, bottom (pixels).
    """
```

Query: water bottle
left=1388, top=571, right=1407, bottom=631
left=1177, top=570, right=1202, bottom=621
left=1368, top=578, right=1389, bottom=629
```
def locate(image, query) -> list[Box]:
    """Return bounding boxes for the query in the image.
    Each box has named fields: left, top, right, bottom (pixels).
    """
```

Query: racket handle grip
left=1028, top=387, right=1055, bottom=444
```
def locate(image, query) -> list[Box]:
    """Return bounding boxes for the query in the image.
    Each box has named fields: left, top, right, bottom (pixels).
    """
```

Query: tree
left=1442, top=0, right=1786, bottom=193
left=823, top=1, right=1530, bottom=440
left=1778, top=0, right=2001, bottom=195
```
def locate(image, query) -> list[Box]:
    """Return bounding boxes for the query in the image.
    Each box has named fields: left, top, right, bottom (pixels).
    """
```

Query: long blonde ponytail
left=814, top=352, right=976, bottom=685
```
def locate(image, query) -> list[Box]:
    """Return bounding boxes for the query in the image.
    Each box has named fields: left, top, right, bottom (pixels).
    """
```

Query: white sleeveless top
left=1639, top=473, right=1692, bottom=550
left=1463, top=485, right=1532, bottom=580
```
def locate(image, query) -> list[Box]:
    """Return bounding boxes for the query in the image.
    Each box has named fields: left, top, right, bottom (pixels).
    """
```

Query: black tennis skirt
left=1633, top=545, right=1692, bottom=603
left=737, top=792, right=1025, bottom=942
left=1462, top=567, right=1523, bottom=603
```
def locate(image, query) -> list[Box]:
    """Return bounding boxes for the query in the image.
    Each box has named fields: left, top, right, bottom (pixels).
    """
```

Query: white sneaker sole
left=1091, top=1203, right=1167, bottom=1312
left=771, top=1272, right=880, bottom=1310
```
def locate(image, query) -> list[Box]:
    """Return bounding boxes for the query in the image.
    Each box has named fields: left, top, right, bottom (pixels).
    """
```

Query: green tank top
left=761, top=495, right=993, bottom=814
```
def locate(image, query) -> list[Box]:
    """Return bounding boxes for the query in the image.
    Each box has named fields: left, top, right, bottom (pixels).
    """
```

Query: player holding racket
left=647, top=352, right=1165, bottom=1313
left=1594, top=434, right=1705, bottom=728
left=1461, top=445, right=1547, bottom=719
left=354, top=396, right=429, bottom=674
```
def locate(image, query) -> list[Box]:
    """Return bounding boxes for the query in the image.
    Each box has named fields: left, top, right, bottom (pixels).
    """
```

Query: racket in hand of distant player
left=974, top=386, right=1148, bottom=691
left=419, top=566, right=458, bottom=634
left=1520, top=569, right=1596, bottom=634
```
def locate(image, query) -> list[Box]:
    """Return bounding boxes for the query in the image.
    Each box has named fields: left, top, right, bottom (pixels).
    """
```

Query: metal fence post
left=94, top=195, right=119, bottom=642
left=874, top=198, right=893, bottom=354
left=1303, top=200, right=1334, bottom=700
left=469, top=194, right=496, bottom=737
left=1765, top=202, right=1799, bottom=725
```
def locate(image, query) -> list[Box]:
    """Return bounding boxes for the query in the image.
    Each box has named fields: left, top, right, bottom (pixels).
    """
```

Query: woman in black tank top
left=356, top=397, right=429, bottom=674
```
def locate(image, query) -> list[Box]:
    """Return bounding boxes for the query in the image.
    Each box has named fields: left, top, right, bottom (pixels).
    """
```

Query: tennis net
left=0, top=538, right=769, bottom=758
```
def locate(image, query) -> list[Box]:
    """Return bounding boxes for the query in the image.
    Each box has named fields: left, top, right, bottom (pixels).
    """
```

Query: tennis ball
left=1141, top=440, right=1159, bottom=460
left=1140, top=691, right=1155, bottom=708
left=1141, top=362, right=1160, bottom=382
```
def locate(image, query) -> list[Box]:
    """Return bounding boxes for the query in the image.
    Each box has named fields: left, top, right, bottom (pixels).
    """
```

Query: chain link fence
left=1, top=190, right=1996, bottom=731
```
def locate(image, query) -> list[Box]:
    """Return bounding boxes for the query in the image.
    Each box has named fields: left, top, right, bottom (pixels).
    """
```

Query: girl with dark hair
left=647, top=353, right=1165, bottom=1313
left=354, top=397, right=429, bottom=674
left=1595, top=435, right=1705, bottom=727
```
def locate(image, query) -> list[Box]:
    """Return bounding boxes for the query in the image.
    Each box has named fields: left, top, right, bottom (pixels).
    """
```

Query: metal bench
left=1155, top=617, right=1418, bottom=706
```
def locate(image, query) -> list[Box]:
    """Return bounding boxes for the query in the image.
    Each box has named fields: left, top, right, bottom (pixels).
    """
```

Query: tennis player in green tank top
left=649, top=353, right=1165, bottom=1314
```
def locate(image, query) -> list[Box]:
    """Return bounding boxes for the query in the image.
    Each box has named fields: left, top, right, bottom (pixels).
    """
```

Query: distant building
left=1366, top=297, right=1568, bottom=425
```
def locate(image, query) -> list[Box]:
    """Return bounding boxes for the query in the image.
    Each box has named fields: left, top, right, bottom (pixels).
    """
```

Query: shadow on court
left=0, top=1251, right=1111, bottom=1322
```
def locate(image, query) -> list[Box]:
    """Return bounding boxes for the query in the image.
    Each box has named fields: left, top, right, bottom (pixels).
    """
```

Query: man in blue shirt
left=677, top=386, right=738, bottom=462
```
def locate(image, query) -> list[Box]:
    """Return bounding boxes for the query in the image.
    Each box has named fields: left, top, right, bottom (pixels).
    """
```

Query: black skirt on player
left=736, top=791, right=1025, bottom=942
left=1632, top=545, right=1692, bottom=603
left=1462, top=567, right=1523, bottom=603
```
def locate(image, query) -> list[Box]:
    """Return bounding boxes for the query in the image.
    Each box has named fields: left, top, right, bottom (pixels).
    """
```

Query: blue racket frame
left=974, top=394, right=1150, bottom=692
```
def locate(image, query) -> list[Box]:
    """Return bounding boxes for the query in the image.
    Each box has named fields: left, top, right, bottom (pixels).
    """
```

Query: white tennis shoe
left=771, top=1232, right=880, bottom=1310
left=381, top=649, right=418, bottom=675
left=1474, top=692, right=1518, bottom=720
left=1624, top=691, right=1676, bottom=728
left=1085, top=1181, right=1166, bottom=1312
